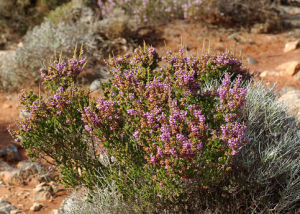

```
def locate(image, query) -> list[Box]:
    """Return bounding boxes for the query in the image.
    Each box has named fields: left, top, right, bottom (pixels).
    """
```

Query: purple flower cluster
left=40, top=56, right=86, bottom=86
left=216, top=73, right=249, bottom=155
left=84, top=46, right=251, bottom=187
left=221, top=121, right=248, bottom=155
left=218, top=73, right=247, bottom=111
left=82, top=99, right=122, bottom=141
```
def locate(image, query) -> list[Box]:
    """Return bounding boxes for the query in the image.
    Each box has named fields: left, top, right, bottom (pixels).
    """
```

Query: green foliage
left=0, top=0, right=70, bottom=35
left=12, top=46, right=299, bottom=213
left=47, top=2, right=76, bottom=25
left=10, top=49, right=106, bottom=189
left=82, top=46, right=251, bottom=201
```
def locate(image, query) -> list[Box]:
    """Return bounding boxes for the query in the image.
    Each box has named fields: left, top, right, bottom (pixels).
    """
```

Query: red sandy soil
left=0, top=20, right=299, bottom=213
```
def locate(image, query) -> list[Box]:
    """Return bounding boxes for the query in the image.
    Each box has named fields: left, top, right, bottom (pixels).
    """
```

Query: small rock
left=0, top=161, right=12, bottom=171
left=280, top=86, right=297, bottom=96
left=0, top=160, right=45, bottom=185
left=52, top=209, right=59, bottom=214
left=17, top=161, right=43, bottom=179
left=30, top=203, right=43, bottom=212
left=10, top=210, right=26, bottom=214
left=227, top=32, right=239, bottom=40
left=279, top=89, right=300, bottom=121
left=5, top=145, right=21, bottom=162
left=284, top=40, right=300, bottom=52
left=0, top=198, right=17, bottom=214
left=2, top=104, right=12, bottom=109
left=247, top=57, right=258, bottom=65
left=89, top=79, right=101, bottom=92
left=259, top=71, right=280, bottom=78
left=33, top=182, right=54, bottom=201
left=0, top=144, right=21, bottom=162
left=276, top=61, right=300, bottom=76
left=0, top=170, right=23, bottom=185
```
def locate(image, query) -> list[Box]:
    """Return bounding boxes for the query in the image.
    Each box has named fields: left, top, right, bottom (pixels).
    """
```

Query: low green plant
left=82, top=46, right=252, bottom=201
left=11, top=45, right=253, bottom=206
left=10, top=48, right=106, bottom=188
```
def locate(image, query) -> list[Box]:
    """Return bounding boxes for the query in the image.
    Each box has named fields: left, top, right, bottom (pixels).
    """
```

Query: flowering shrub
left=82, top=46, right=251, bottom=199
left=11, top=44, right=251, bottom=202
left=10, top=48, right=107, bottom=188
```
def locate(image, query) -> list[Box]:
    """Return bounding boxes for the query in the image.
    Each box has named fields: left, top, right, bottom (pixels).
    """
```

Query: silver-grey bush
left=236, top=82, right=300, bottom=213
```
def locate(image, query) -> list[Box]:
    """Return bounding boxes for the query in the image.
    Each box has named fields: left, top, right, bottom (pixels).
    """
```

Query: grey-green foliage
left=15, top=20, right=97, bottom=80
left=236, top=82, right=300, bottom=213
left=0, top=50, right=26, bottom=91
left=13, top=3, right=131, bottom=87
left=60, top=183, right=148, bottom=214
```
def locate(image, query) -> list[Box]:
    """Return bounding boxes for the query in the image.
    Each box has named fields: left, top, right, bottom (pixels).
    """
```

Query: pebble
left=0, top=144, right=21, bottom=162
left=276, top=61, right=300, bottom=76
left=30, top=203, right=44, bottom=212
left=247, top=57, right=258, bottom=64
left=0, top=198, right=17, bottom=214
left=284, top=40, right=300, bottom=52
left=89, top=79, right=101, bottom=92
